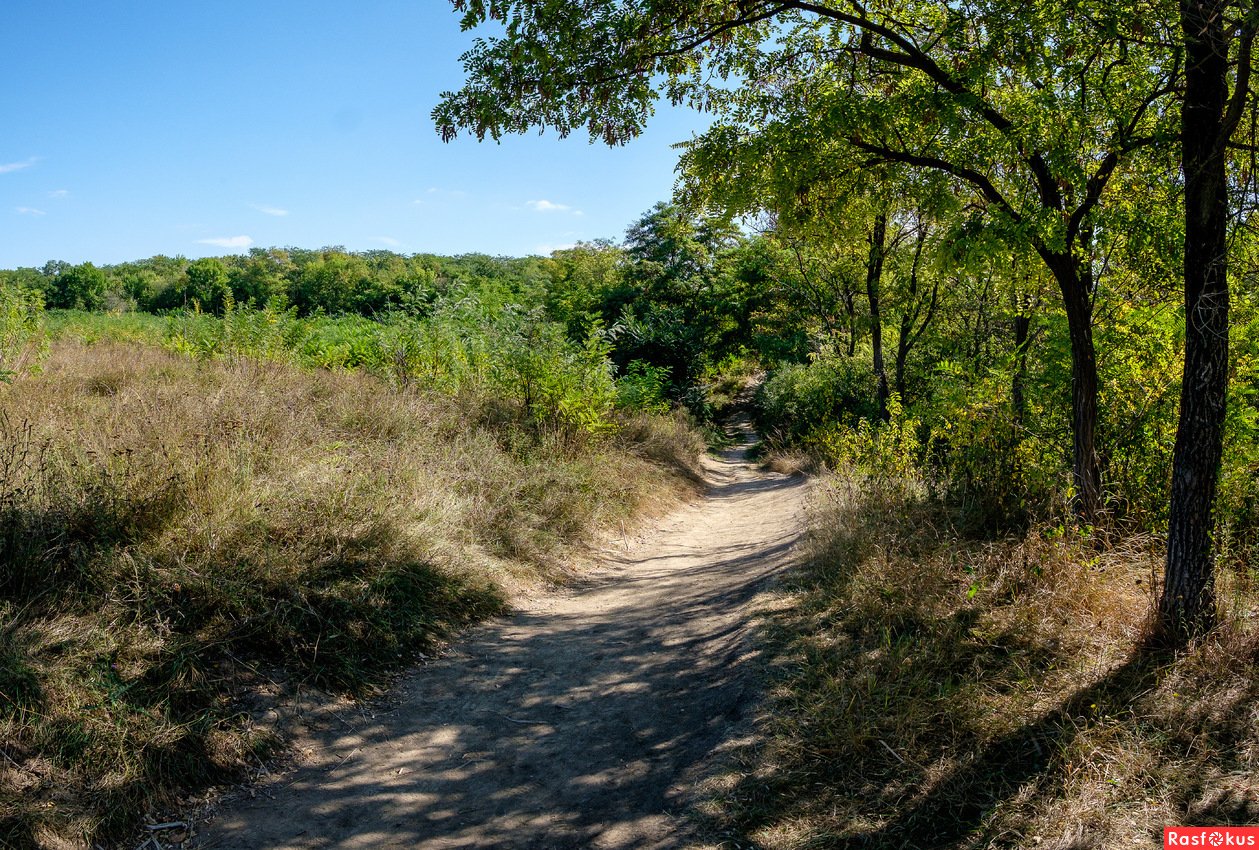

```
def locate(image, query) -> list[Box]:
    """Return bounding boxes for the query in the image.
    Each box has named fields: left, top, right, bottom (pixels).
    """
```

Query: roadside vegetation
left=698, top=455, right=1259, bottom=848
left=0, top=271, right=706, bottom=848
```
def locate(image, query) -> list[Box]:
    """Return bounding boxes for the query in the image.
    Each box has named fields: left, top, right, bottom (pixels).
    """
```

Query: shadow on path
left=198, top=426, right=808, bottom=849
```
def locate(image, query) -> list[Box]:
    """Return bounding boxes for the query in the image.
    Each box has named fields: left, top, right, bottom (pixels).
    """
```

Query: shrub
left=616, top=359, right=672, bottom=414
left=755, top=352, right=879, bottom=446
left=0, top=284, right=45, bottom=383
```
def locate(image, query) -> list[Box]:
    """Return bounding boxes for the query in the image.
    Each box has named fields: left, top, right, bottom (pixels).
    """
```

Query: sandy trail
left=197, top=421, right=807, bottom=849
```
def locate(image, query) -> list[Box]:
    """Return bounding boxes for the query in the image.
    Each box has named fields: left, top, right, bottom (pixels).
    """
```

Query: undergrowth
left=0, top=339, right=701, bottom=849
left=700, top=472, right=1259, bottom=849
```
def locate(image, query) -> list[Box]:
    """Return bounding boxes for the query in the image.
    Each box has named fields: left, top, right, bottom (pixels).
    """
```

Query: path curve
left=197, top=422, right=807, bottom=849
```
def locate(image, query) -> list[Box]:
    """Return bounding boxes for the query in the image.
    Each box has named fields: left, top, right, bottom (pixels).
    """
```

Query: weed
left=0, top=337, right=699, bottom=847
left=700, top=470, right=1259, bottom=849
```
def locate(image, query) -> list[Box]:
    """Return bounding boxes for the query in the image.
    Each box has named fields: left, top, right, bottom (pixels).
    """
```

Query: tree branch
left=851, top=138, right=1022, bottom=224
left=1220, top=15, right=1258, bottom=147
left=781, top=0, right=1065, bottom=209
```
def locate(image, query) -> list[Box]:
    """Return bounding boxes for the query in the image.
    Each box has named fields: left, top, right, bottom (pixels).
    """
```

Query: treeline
left=0, top=205, right=792, bottom=414
left=0, top=249, right=549, bottom=318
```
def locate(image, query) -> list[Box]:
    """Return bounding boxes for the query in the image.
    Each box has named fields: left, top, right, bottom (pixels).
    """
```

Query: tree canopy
left=437, top=0, right=1259, bottom=641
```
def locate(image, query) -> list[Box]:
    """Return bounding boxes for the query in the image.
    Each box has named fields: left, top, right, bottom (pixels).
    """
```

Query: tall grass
left=50, top=303, right=640, bottom=437
left=0, top=338, right=700, bottom=848
left=700, top=471, right=1259, bottom=849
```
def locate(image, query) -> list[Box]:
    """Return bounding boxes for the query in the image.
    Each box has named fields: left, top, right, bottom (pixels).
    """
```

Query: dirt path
left=196, top=421, right=807, bottom=850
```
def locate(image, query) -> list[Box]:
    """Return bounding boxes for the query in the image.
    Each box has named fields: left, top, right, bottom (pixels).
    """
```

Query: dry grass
left=700, top=473, right=1259, bottom=850
left=0, top=340, right=699, bottom=849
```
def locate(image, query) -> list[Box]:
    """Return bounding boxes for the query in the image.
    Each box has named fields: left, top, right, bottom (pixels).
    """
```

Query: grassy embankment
left=701, top=462, right=1259, bottom=849
left=0, top=311, right=703, bottom=848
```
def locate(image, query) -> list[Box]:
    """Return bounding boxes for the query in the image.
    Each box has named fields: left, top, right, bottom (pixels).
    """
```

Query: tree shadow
left=707, top=522, right=1259, bottom=850
left=195, top=459, right=810, bottom=849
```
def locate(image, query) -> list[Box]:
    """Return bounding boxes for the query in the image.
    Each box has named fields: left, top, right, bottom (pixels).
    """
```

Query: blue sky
left=0, top=1, right=708, bottom=268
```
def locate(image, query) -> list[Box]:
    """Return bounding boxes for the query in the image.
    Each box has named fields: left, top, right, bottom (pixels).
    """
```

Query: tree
left=1157, top=0, right=1257, bottom=642
left=183, top=257, right=231, bottom=314
left=228, top=248, right=294, bottom=308
left=49, top=262, right=108, bottom=310
left=542, top=240, right=627, bottom=338
left=612, top=203, right=743, bottom=399
left=435, top=0, right=1181, bottom=520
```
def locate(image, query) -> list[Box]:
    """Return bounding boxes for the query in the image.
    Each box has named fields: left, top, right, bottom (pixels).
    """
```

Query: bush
left=755, top=352, right=879, bottom=446
left=485, top=308, right=618, bottom=435
left=0, top=284, right=45, bottom=382
left=616, top=359, right=672, bottom=413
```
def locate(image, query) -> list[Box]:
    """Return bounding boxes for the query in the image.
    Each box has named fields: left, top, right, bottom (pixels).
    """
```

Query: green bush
left=755, top=352, right=879, bottom=445
left=0, top=284, right=45, bottom=382
left=486, top=308, right=617, bottom=435
left=616, top=360, right=672, bottom=413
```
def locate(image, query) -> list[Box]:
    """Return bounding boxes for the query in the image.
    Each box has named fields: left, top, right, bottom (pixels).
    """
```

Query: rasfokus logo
left=1165, top=827, right=1259, bottom=848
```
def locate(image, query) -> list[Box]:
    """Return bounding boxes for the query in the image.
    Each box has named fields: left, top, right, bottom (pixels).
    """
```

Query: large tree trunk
left=1159, top=0, right=1234, bottom=642
left=867, top=211, right=890, bottom=421
left=1044, top=253, right=1104, bottom=521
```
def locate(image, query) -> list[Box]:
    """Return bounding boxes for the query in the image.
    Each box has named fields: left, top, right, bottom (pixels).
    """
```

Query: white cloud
left=371, top=236, right=401, bottom=247
left=197, top=235, right=253, bottom=249
left=250, top=203, right=289, bottom=217
left=0, top=157, right=38, bottom=174
left=48, top=189, right=69, bottom=199
left=15, top=206, right=45, bottom=216
left=526, top=199, right=583, bottom=214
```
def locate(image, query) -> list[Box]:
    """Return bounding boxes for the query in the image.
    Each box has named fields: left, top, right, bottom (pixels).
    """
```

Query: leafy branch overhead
left=436, top=0, right=1259, bottom=640
left=436, top=0, right=1183, bottom=234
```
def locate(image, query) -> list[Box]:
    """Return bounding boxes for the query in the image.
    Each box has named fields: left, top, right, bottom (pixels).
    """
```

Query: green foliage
left=182, top=257, right=232, bottom=314
left=153, top=300, right=620, bottom=435
left=486, top=309, right=618, bottom=435
left=0, top=284, right=45, bottom=383
left=616, top=360, right=671, bottom=414
left=48, top=263, right=108, bottom=311
left=542, top=240, right=625, bottom=338
left=805, top=395, right=924, bottom=504
left=45, top=309, right=169, bottom=346
left=1218, top=279, right=1259, bottom=571
left=11, top=225, right=783, bottom=424
left=756, top=352, right=880, bottom=445
left=921, top=362, right=1060, bottom=534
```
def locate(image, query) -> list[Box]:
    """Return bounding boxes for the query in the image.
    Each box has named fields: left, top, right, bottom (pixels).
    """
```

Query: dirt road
left=197, top=424, right=807, bottom=849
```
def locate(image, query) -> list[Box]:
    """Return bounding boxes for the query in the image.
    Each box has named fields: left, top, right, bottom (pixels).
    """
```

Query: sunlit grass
left=0, top=337, right=701, bottom=848
left=701, top=472, right=1259, bottom=849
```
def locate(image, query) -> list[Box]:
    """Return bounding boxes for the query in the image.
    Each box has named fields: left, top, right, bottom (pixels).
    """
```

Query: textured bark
left=1159, top=0, right=1235, bottom=642
left=866, top=211, right=890, bottom=421
left=1042, top=252, right=1104, bottom=521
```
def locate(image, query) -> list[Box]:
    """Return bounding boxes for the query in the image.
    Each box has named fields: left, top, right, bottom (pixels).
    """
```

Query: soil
left=192, top=420, right=808, bottom=849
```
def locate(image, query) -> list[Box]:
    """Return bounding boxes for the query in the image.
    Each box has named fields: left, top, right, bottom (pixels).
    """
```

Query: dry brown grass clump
left=700, top=473, right=1259, bottom=850
left=0, top=340, right=699, bottom=849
